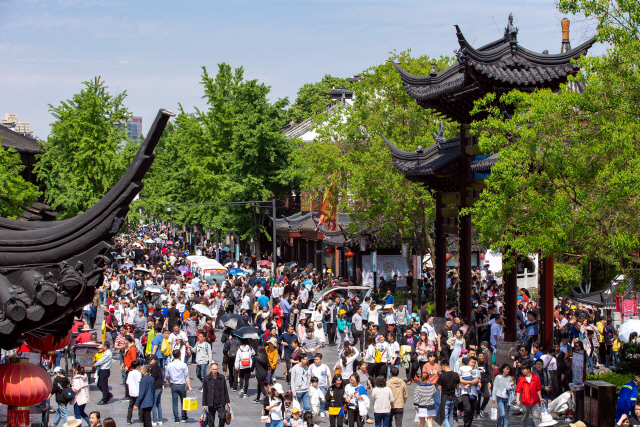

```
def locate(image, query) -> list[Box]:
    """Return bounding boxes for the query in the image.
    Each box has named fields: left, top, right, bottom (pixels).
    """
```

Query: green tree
left=464, top=0, right=640, bottom=278
left=554, top=262, right=582, bottom=297
left=0, top=143, right=40, bottom=218
left=285, top=75, right=349, bottom=124
left=293, top=50, right=454, bottom=263
left=136, top=64, right=295, bottom=258
left=35, top=77, right=135, bottom=219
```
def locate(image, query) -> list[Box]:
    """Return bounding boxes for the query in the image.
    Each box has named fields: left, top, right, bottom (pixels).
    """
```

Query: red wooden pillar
left=435, top=193, right=447, bottom=317
left=538, top=256, right=554, bottom=351
left=503, top=254, right=518, bottom=342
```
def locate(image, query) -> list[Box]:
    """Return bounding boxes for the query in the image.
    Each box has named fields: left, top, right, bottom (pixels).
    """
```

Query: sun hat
left=63, top=417, right=82, bottom=427
left=267, top=337, right=278, bottom=346
left=291, top=408, right=301, bottom=414
left=539, top=412, right=557, bottom=427
left=53, top=366, right=63, bottom=373
left=81, top=325, right=91, bottom=331
left=109, top=307, right=115, bottom=312
left=569, top=422, right=586, bottom=427
left=272, top=383, right=284, bottom=394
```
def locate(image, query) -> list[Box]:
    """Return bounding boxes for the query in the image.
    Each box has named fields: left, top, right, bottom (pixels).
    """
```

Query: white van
left=193, top=259, right=227, bottom=285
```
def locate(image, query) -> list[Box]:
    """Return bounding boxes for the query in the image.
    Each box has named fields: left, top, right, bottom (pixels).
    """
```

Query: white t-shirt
left=387, top=342, right=400, bottom=364
left=309, top=385, right=324, bottom=405
left=309, top=363, right=331, bottom=387
left=126, top=369, right=142, bottom=397
left=385, top=312, right=396, bottom=325
left=540, top=354, right=557, bottom=371
left=169, top=331, right=188, bottom=345
left=490, top=323, right=503, bottom=346
left=376, top=341, right=390, bottom=363
left=110, top=280, right=120, bottom=292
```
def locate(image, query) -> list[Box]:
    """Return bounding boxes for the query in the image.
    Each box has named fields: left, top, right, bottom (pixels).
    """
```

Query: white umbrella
left=192, top=304, right=212, bottom=317
left=144, top=239, right=154, bottom=244
left=618, top=318, right=640, bottom=342
left=144, top=285, right=164, bottom=294
left=135, top=267, right=151, bottom=274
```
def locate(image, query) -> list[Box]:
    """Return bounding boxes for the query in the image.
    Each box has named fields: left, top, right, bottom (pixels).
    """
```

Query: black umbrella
left=218, top=313, right=249, bottom=330
left=285, top=261, right=298, bottom=269
left=233, top=326, right=263, bottom=340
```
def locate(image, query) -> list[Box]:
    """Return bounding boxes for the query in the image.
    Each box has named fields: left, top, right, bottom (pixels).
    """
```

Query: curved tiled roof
left=392, top=15, right=595, bottom=120
left=0, top=125, right=42, bottom=154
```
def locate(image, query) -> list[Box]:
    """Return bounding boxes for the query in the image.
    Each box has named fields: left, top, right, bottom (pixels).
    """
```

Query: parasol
left=219, top=313, right=250, bottom=330
left=144, top=285, right=164, bottom=294
left=165, top=240, right=174, bottom=245
left=233, top=326, right=263, bottom=340
left=619, top=318, right=640, bottom=342
left=192, top=304, right=212, bottom=317
left=257, top=260, right=272, bottom=266
left=228, top=268, right=246, bottom=276
left=176, top=265, right=190, bottom=272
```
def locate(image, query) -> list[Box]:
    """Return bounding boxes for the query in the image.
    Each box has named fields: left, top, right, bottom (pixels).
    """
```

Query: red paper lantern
left=344, top=251, right=355, bottom=259
left=480, top=253, right=485, bottom=260
left=326, top=247, right=336, bottom=254
left=0, top=358, right=52, bottom=426
left=25, top=330, right=72, bottom=367
left=446, top=254, right=450, bottom=260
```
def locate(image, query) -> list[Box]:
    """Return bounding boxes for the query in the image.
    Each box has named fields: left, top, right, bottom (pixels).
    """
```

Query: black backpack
left=57, top=379, right=75, bottom=403
left=228, top=337, right=240, bottom=359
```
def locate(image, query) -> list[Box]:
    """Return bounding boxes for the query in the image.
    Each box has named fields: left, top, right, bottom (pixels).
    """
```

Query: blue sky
left=0, top=0, right=604, bottom=139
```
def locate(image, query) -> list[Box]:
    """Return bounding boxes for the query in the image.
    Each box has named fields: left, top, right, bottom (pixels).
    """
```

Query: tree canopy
left=465, top=0, right=640, bottom=277
left=0, top=144, right=40, bottom=218
left=293, top=50, right=454, bottom=255
left=135, top=64, right=295, bottom=258
left=35, top=77, right=137, bottom=220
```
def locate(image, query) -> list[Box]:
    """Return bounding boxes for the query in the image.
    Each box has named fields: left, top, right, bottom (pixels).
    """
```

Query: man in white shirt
left=169, top=323, right=188, bottom=345
left=113, top=301, right=125, bottom=325
left=241, top=293, right=251, bottom=311
left=309, top=353, right=331, bottom=396
left=110, top=278, right=120, bottom=293
left=421, top=315, right=438, bottom=342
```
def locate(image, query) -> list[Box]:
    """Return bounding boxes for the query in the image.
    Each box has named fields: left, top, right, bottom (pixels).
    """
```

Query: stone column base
left=496, top=340, right=518, bottom=367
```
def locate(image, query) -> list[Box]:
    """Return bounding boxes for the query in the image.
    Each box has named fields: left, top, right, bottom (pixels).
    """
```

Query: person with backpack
left=51, top=367, right=73, bottom=427
left=223, top=334, right=241, bottom=391
left=151, top=326, right=169, bottom=376
left=234, top=339, right=256, bottom=398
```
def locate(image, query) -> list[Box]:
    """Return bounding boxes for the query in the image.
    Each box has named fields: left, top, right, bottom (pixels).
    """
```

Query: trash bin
left=569, top=383, right=584, bottom=422
left=584, top=380, right=617, bottom=427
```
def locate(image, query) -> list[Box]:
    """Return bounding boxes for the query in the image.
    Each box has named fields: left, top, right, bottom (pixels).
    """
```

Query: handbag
left=200, top=408, right=209, bottom=426
left=224, top=406, right=233, bottom=425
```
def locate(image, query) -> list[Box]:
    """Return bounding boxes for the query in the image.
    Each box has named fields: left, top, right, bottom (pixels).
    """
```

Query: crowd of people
left=31, top=224, right=638, bottom=427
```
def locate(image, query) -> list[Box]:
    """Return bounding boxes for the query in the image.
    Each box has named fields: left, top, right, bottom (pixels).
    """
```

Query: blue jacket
left=618, top=380, right=638, bottom=411
left=135, top=375, right=155, bottom=409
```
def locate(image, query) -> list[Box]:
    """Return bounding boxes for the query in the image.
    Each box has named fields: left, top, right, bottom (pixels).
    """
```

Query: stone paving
left=53, top=320, right=575, bottom=427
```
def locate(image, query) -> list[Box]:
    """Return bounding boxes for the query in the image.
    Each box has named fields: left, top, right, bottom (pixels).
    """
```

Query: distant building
left=1, top=113, right=33, bottom=138
left=117, top=116, right=143, bottom=146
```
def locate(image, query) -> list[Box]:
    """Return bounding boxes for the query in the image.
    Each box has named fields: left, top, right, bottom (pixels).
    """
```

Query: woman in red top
left=273, top=298, right=283, bottom=333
